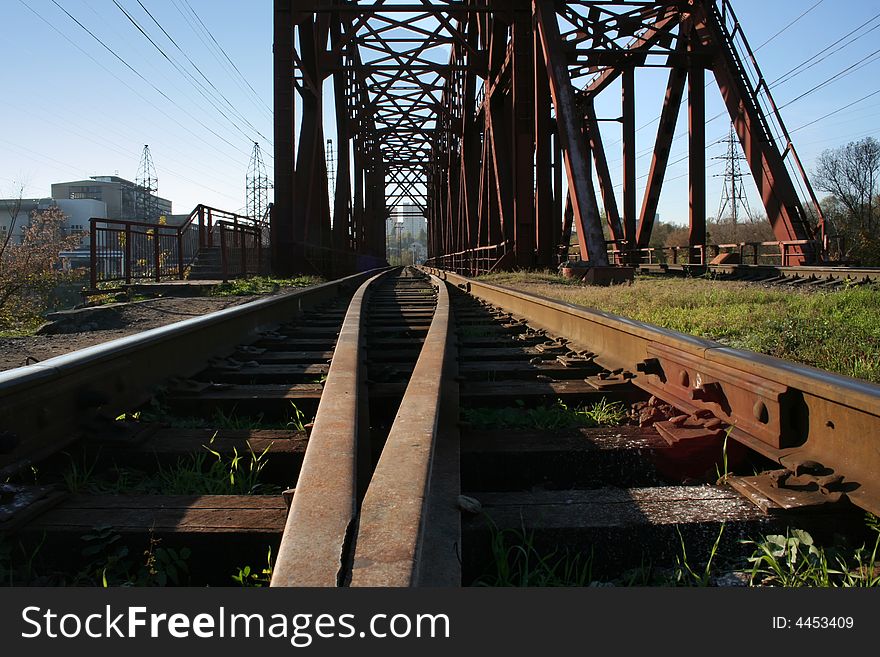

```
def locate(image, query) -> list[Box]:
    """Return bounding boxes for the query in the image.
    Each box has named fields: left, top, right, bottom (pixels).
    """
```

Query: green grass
left=63, top=435, right=275, bottom=496
left=477, top=272, right=880, bottom=383
left=462, top=398, right=628, bottom=431
left=130, top=399, right=310, bottom=432
left=211, top=275, right=323, bottom=296
left=745, top=525, right=880, bottom=587
left=232, top=546, right=275, bottom=587
left=0, top=315, right=44, bottom=337
left=473, top=523, right=596, bottom=587
left=470, top=519, right=880, bottom=587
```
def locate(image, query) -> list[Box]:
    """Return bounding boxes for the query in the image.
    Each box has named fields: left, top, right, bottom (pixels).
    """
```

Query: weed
left=154, top=435, right=272, bottom=495
left=76, top=527, right=191, bottom=586
left=715, top=426, right=733, bottom=484
left=232, top=546, right=274, bottom=587
left=744, top=529, right=838, bottom=587
left=0, top=534, right=46, bottom=585
left=142, top=535, right=191, bottom=587
left=287, top=402, right=307, bottom=432
left=68, top=434, right=274, bottom=496
left=462, top=398, right=627, bottom=431
left=62, top=451, right=101, bottom=493
left=474, top=521, right=595, bottom=587
left=212, top=276, right=322, bottom=297
left=671, top=524, right=725, bottom=587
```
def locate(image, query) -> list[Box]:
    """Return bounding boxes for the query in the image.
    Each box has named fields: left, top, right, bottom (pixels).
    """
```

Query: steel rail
left=271, top=270, right=388, bottom=587
left=636, top=263, right=880, bottom=284
left=349, top=274, right=459, bottom=587
left=424, top=267, right=880, bottom=516
left=0, top=270, right=381, bottom=478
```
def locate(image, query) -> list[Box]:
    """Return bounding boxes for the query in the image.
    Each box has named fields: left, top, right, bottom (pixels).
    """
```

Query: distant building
left=0, top=197, right=107, bottom=246
left=387, top=203, right=427, bottom=237
left=51, top=175, right=171, bottom=221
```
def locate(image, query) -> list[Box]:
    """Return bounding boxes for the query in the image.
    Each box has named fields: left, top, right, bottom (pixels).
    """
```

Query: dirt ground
left=0, top=295, right=258, bottom=372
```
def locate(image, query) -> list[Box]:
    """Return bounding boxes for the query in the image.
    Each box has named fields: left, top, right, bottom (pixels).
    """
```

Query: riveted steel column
left=688, top=48, right=706, bottom=265
left=622, top=67, right=637, bottom=256
left=534, top=0, right=608, bottom=266
left=272, top=0, right=296, bottom=276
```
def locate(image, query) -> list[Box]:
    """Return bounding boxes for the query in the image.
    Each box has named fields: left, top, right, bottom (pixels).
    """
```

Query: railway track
left=635, top=263, right=880, bottom=288
left=1, top=267, right=878, bottom=586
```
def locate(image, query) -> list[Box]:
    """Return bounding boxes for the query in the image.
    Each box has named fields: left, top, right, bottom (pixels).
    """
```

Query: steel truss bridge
left=272, top=0, right=827, bottom=278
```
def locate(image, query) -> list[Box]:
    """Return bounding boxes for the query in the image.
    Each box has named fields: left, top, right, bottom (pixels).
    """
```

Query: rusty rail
left=271, top=270, right=459, bottom=587
left=424, top=267, right=880, bottom=517
left=0, top=270, right=379, bottom=478
left=271, top=270, right=385, bottom=587
left=349, top=274, right=459, bottom=587
left=635, top=263, right=880, bottom=284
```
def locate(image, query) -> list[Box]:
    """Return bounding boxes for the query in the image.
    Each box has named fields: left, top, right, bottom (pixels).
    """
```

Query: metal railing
left=89, top=204, right=268, bottom=288
left=216, top=219, right=266, bottom=280
left=424, top=242, right=509, bottom=276
left=562, top=239, right=827, bottom=267
left=609, top=240, right=824, bottom=267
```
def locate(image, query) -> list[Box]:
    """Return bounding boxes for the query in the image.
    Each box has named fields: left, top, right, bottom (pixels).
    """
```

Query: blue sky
left=2, top=1, right=879, bottom=225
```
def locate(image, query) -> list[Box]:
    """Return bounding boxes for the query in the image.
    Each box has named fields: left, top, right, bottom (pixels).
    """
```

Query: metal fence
left=89, top=204, right=268, bottom=288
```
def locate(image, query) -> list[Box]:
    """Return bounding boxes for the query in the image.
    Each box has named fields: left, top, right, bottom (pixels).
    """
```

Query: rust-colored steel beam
left=534, top=0, right=608, bottom=265
left=535, top=30, right=555, bottom=267
left=512, top=8, right=536, bottom=268
left=637, top=59, right=687, bottom=249
left=692, top=0, right=819, bottom=264
left=622, top=67, right=637, bottom=251
left=584, top=102, right=624, bottom=244
left=688, top=49, right=706, bottom=265
left=272, top=0, right=296, bottom=276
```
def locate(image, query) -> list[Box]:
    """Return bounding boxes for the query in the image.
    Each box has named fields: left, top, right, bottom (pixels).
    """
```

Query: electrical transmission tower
left=325, top=139, right=336, bottom=222
left=713, top=124, right=753, bottom=237
left=246, top=142, right=271, bottom=223
left=136, top=145, right=159, bottom=222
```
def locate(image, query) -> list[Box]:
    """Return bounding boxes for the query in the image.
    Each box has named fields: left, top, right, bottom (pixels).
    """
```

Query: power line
left=18, top=0, right=256, bottom=174
left=128, top=0, right=272, bottom=145
left=111, top=0, right=267, bottom=148
left=48, top=0, right=252, bottom=157
left=170, top=0, right=273, bottom=123
left=769, top=11, right=880, bottom=87
left=753, top=0, right=826, bottom=52
left=790, top=87, right=880, bottom=135
left=180, top=0, right=273, bottom=117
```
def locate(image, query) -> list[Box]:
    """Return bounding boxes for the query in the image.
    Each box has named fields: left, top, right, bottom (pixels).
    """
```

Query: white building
left=0, top=197, right=108, bottom=246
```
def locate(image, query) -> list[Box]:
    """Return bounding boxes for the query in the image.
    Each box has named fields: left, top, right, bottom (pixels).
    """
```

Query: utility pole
left=136, top=145, right=159, bottom=222
left=714, top=124, right=752, bottom=239
left=325, top=139, right=336, bottom=223
left=247, top=142, right=272, bottom=223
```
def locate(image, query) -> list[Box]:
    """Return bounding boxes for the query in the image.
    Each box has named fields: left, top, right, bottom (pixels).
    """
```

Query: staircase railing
left=89, top=204, right=268, bottom=288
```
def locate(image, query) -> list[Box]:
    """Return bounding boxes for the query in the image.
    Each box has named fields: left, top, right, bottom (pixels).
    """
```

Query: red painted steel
left=274, top=2, right=829, bottom=277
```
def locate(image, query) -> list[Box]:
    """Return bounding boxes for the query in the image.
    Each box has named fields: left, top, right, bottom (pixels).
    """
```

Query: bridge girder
left=273, top=0, right=826, bottom=277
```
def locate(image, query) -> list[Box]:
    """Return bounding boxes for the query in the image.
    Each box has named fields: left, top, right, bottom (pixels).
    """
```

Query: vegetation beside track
left=210, top=275, right=323, bottom=296
left=477, top=272, right=880, bottom=383
left=473, top=516, right=880, bottom=587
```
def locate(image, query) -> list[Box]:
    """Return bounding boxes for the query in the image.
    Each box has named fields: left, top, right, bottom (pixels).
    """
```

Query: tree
left=813, top=137, right=880, bottom=263
left=0, top=205, right=81, bottom=331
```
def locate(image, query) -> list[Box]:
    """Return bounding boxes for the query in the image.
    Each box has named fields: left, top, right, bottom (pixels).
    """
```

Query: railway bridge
left=4, top=1, right=879, bottom=593
left=272, top=0, right=827, bottom=279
